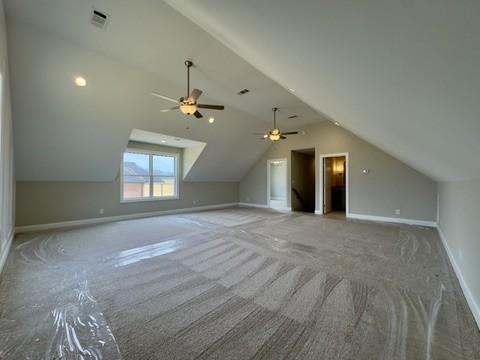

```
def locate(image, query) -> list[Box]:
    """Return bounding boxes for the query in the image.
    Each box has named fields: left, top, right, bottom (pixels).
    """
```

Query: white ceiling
left=166, top=0, right=480, bottom=182
left=5, top=0, right=325, bottom=182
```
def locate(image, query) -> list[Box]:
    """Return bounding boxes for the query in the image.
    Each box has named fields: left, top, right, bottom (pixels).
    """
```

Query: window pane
left=123, top=152, right=149, bottom=175
left=123, top=175, right=150, bottom=199
left=153, top=155, right=175, bottom=176
left=153, top=177, right=176, bottom=197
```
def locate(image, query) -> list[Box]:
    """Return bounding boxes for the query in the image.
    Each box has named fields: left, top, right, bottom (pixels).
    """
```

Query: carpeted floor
left=0, top=206, right=479, bottom=359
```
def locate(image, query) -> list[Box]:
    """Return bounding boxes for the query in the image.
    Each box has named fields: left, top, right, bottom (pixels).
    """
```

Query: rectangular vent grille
left=288, top=115, right=298, bottom=119
left=237, top=88, right=250, bottom=95
left=91, top=9, right=109, bottom=29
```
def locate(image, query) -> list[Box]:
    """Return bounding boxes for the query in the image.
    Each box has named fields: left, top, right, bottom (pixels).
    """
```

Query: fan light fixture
left=152, top=60, right=225, bottom=119
left=269, top=128, right=281, bottom=141
left=180, top=103, right=197, bottom=115
left=256, top=108, right=299, bottom=142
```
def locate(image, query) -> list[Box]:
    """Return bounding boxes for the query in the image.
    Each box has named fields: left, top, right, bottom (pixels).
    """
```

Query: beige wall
left=240, top=121, right=437, bottom=222
left=0, top=0, right=15, bottom=273
left=438, top=179, right=480, bottom=327
left=16, top=180, right=238, bottom=226
left=15, top=142, right=238, bottom=226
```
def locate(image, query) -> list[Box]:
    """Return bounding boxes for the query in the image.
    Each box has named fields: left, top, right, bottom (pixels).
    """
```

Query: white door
left=323, top=158, right=333, bottom=213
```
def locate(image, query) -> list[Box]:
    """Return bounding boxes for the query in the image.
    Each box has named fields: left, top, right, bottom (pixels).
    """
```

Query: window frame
left=120, top=148, right=179, bottom=203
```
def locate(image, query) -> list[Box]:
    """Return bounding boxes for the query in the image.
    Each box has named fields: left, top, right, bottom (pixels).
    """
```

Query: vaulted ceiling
left=5, top=0, right=324, bottom=182
left=7, top=0, right=480, bottom=183
left=167, top=0, right=480, bottom=182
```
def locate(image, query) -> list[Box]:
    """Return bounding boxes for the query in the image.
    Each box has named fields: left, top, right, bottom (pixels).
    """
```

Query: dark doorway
left=323, top=156, right=346, bottom=214
left=291, top=149, right=315, bottom=213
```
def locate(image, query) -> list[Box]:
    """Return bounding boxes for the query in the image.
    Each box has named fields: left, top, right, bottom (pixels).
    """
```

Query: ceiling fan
left=152, top=60, right=225, bottom=119
left=256, top=107, right=299, bottom=141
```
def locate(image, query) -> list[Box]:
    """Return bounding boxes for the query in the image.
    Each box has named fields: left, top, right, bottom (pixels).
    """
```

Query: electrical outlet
left=395, top=209, right=401, bottom=215
left=99, top=208, right=105, bottom=215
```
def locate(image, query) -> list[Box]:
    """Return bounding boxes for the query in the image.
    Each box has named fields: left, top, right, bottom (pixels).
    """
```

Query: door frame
left=267, top=158, right=288, bottom=209
left=317, top=152, right=349, bottom=215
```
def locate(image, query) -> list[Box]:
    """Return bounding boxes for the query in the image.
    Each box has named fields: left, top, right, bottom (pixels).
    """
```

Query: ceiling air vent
left=288, top=115, right=298, bottom=119
left=91, top=8, right=109, bottom=29
left=237, top=88, right=250, bottom=95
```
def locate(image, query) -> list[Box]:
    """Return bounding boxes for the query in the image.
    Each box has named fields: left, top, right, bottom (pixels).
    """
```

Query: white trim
left=437, top=226, right=480, bottom=329
left=348, top=213, right=437, bottom=227
left=267, top=158, right=288, bottom=210
left=436, top=190, right=441, bottom=225
left=120, top=195, right=179, bottom=204
left=0, top=231, right=13, bottom=275
left=15, top=203, right=238, bottom=233
left=318, top=152, right=349, bottom=216
left=238, top=202, right=269, bottom=209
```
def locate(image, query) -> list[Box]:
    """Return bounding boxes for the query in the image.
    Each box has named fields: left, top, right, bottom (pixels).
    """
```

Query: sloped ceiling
left=166, top=0, right=480, bottom=182
left=5, top=0, right=325, bottom=182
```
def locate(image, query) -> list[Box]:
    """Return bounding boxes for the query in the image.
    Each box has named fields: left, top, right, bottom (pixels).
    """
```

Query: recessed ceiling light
left=334, top=121, right=341, bottom=126
left=208, top=117, right=215, bottom=124
left=288, top=88, right=295, bottom=93
left=74, top=76, right=87, bottom=87
left=161, top=140, right=166, bottom=143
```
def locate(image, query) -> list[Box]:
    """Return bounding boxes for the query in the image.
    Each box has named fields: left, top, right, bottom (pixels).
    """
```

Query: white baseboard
left=15, top=203, right=239, bottom=233
left=0, top=230, right=13, bottom=275
left=238, top=202, right=269, bottom=209
left=314, top=210, right=323, bottom=215
left=437, top=226, right=480, bottom=329
left=347, top=213, right=437, bottom=227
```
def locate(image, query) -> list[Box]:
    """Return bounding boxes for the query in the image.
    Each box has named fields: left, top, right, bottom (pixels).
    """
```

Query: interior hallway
left=0, top=207, right=479, bottom=359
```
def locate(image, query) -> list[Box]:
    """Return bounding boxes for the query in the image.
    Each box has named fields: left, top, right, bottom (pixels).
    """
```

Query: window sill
left=121, top=196, right=179, bottom=204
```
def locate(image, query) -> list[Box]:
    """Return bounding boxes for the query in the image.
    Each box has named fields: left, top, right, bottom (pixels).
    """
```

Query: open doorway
left=320, top=153, right=348, bottom=217
left=291, top=149, right=316, bottom=213
left=267, top=159, right=288, bottom=209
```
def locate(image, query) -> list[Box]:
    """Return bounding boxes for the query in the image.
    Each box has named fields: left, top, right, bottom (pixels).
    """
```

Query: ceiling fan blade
left=160, top=106, right=179, bottom=113
left=151, top=92, right=178, bottom=103
left=197, top=104, right=225, bottom=110
left=280, top=136, right=287, bottom=139
left=282, top=131, right=299, bottom=135
left=190, top=88, right=203, bottom=100
left=193, top=111, right=203, bottom=119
